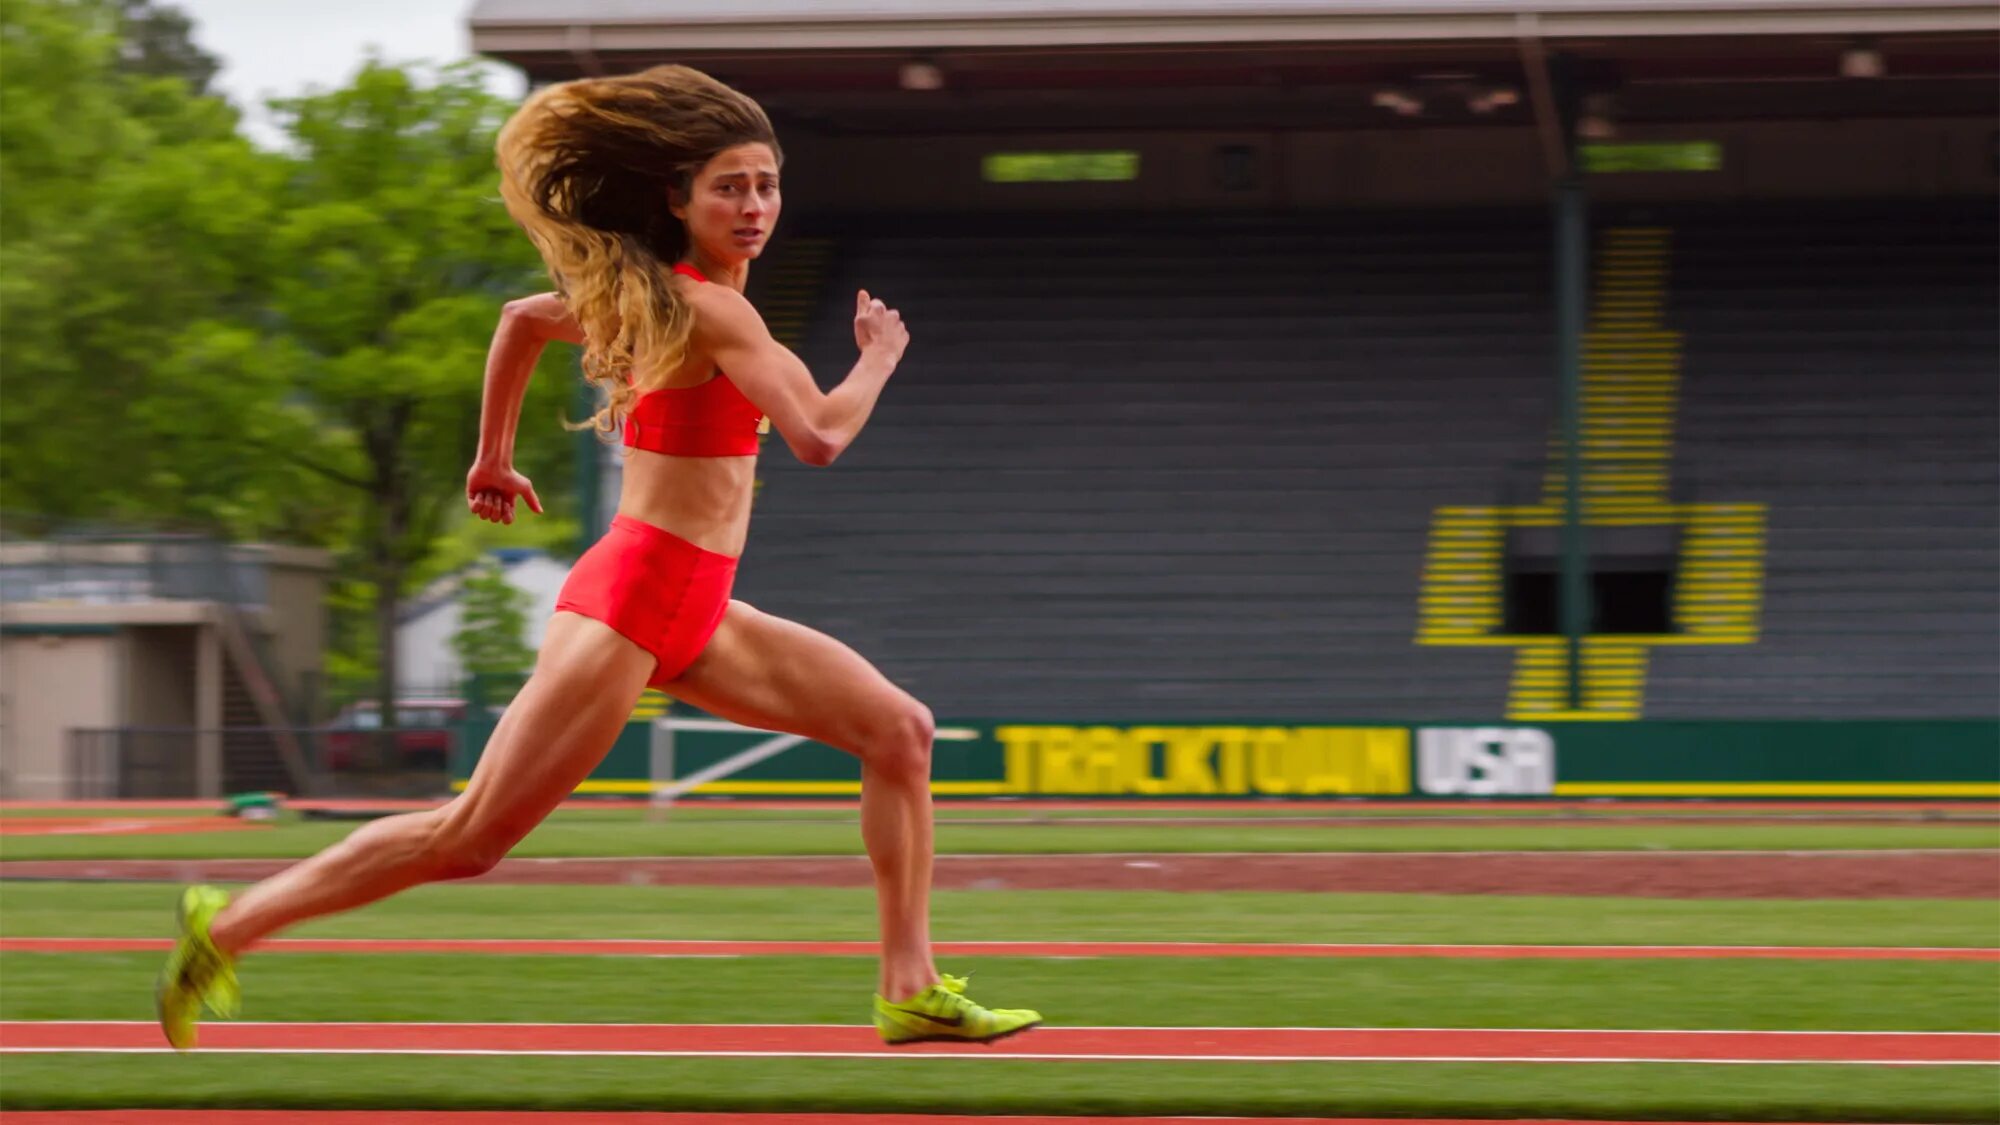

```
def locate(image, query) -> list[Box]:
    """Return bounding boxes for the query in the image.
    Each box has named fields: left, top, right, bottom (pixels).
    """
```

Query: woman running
left=156, top=64, right=1040, bottom=1050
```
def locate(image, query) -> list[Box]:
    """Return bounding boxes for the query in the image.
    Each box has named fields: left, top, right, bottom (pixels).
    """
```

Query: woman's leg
left=207, top=613, right=655, bottom=955
left=660, top=600, right=938, bottom=1002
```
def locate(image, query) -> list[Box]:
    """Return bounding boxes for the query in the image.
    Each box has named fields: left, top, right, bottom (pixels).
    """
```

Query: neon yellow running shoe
left=873, top=973, right=1041, bottom=1046
left=155, top=885, right=239, bottom=1050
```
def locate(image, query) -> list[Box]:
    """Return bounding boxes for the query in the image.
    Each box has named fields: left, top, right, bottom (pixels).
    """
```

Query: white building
left=394, top=549, right=569, bottom=696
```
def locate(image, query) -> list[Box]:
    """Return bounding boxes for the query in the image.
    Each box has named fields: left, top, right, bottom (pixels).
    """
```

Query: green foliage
left=419, top=510, right=579, bottom=589
left=0, top=0, right=286, bottom=531
left=0, top=1, right=580, bottom=717
left=450, top=558, right=535, bottom=681
left=321, top=577, right=382, bottom=707
left=244, top=59, right=573, bottom=723
left=113, top=0, right=219, bottom=94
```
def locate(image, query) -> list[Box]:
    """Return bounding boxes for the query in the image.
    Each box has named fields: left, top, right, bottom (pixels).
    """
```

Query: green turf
left=5, top=951, right=1993, bottom=1030
left=0, top=1055, right=1991, bottom=1120
left=2, top=813, right=1993, bottom=860
left=4, top=881, right=1997, bottom=947
left=18, top=801, right=1989, bottom=821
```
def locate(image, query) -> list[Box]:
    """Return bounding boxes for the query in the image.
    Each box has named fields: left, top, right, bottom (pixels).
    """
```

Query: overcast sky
left=172, top=0, right=526, bottom=145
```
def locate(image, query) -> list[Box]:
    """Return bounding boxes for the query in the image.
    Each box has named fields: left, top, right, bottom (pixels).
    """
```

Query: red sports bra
left=621, top=263, right=766, bottom=457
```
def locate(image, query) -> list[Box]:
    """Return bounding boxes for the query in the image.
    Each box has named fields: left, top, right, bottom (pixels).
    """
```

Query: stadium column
left=1551, top=55, right=1591, bottom=711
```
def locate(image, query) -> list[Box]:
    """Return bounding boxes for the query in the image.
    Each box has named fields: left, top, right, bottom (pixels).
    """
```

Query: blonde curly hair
left=496, top=65, right=781, bottom=433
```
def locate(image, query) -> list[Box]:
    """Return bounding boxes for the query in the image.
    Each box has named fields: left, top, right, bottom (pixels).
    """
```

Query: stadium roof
left=470, top=0, right=1999, bottom=55
left=467, top=1, right=1998, bottom=133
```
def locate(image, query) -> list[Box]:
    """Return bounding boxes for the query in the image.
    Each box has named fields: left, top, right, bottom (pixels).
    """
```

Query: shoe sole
left=156, top=980, right=194, bottom=1051
left=878, top=1019, right=1044, bottom=1048
left=157, top=892, right=196, bottom=1051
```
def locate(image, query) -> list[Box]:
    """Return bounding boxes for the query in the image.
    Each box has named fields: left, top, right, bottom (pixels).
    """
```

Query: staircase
left=1542, top=228, right=1680, bottom=520
left=219, top=654, right=294, bottom=794
left=1507, top=638, right=1649, bottom=719
left=1415, top=508, right=1505, bottom=642
left=1417, top=225, right=1769, bottom=721
left=1509, top=229, right=1683, bottom=721
left=1671, top=503, right=1767, bottom=643
left=213, top=604, right=311, bottom=794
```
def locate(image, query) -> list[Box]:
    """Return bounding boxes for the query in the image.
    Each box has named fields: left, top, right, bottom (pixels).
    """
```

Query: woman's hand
left=465, top=459, right=544, bottom=525
left=853, top=289, right=909, bottom=364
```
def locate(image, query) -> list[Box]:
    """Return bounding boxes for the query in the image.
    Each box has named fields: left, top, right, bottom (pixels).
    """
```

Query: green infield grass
left=0, top=1052, right=1993, bottom=1119
left=2, top=882, right=1996, bottom=948
left=4, top=950, right=1993, bottom=1031
left=2, top=809, right=1993, bottom=860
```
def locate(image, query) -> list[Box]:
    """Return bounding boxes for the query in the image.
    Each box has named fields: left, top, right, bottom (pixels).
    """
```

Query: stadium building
left=462, top=1, right=1998, bottom=801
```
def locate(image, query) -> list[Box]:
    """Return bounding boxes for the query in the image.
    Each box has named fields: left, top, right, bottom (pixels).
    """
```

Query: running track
left=6, top=937, right=1993, bottom=962
left=7, top=798, right=1988, bottom=811
left=3, top=1022, right=1993, bottom=1064
left=0, top=1116, right=1888, bottom=1125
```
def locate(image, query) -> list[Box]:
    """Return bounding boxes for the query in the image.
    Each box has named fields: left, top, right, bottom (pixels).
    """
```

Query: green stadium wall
left=451, top=718, right=2000, bottom=799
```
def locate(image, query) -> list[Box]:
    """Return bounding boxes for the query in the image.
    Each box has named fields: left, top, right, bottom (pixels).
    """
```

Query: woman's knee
left=421, top=808, right=521, bottom=881
left=864, top=698, right=935, bottom=782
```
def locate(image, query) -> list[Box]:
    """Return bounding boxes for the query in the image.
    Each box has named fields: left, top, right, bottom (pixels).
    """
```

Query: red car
left=321, top=698, right=465, bottom=771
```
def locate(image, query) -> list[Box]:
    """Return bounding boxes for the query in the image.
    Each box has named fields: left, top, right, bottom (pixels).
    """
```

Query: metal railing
left=66, top=726, right=459, bottom=800
left=67, top=729, right=200, bottom=799
left=0, top=532, right=269, bottom=609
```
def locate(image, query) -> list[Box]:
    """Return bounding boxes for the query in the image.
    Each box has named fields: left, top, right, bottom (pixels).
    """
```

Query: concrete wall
left=0, top=631, right=120, bottom=798
left=125, top=626, right=197, bottom=729
left=782, top=117, right=1996, bottom=215
left=258, top=549, right=330, bottom=720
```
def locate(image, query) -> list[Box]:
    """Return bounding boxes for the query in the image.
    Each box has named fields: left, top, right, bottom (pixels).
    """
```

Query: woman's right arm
left=695, top=287, right=908, bottom=467
left=475, top=293, right=583, bottom=467
left=467, top=293, right=581, bottom=523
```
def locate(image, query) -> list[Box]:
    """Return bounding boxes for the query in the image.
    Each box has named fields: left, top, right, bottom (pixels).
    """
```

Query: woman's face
left=675, top=142, right=781, bottom=263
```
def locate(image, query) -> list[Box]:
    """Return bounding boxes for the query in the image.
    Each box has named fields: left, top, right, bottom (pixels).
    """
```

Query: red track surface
left=3, top=798, right=1991, bottom=813
left=0, top=817, right=258, bottom=837
left=0, top=1116, right=1875, bottom=1125
left=3, top=1022, right=1993, bottom=1064
left=7, top=936, right=1992, bottom=962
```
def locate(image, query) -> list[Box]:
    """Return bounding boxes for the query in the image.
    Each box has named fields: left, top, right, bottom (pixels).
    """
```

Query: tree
left=1, top=2, right=578, bottom=747
left=450, top=558, right=535, bottom=684
left=247, top=61, right=572, bottom=757
left=0, top=0, right=302, bottom=535
left=114, top=0, right=220, bottom=94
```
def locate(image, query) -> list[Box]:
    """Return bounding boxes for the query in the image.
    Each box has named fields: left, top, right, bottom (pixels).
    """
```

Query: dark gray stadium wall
left=775, top=117, right=1995, bottom=214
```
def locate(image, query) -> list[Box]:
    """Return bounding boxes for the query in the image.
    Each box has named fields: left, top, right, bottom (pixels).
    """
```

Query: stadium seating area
left=736, top=204, right=1997, bottom=721
left=1653, top=201, right=1998, bottom=717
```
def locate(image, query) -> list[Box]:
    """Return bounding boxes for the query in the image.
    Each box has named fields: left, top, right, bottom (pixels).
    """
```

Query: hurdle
left=646, top=715, right=980, bottom=818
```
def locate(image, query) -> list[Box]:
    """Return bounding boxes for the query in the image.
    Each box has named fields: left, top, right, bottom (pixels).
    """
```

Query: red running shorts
left=555, top=515, right=738, bottom=687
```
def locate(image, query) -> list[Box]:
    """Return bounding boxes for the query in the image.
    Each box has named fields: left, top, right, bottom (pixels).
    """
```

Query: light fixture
left=1467, top=87, right=1521, bottom=115
left=1840, top=45, right=1885, bottom=79
left=1371, top=89, right=1425, bottom=118
left=899, top=61, right=945, bottom=91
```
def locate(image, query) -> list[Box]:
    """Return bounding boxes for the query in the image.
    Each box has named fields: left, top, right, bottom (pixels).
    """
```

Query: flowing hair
left=495, top=65, right=781, bottom=434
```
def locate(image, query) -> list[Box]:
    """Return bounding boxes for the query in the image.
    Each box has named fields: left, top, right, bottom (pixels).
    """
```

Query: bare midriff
left=615, top=448, right=756, bottom=558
